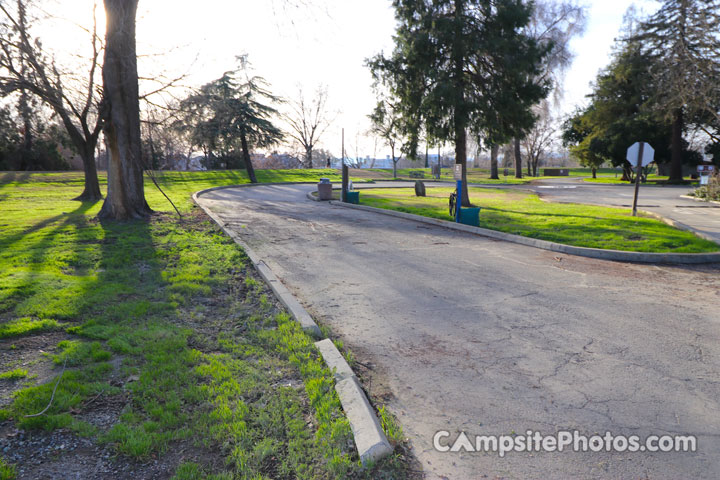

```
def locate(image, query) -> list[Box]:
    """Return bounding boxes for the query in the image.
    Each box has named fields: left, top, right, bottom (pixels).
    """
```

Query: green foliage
left=360, top=187, right=719, bottom=253
left=561, top=41, right=680, bottom=175
left=175, top=62, right=283, bottom=178
left=368, top=0, right=550, bottom=157
left=0, top=368, right=28, bottom=380
left=0, top=457, right=16, bottom=480
left=0, top=317, right=63, bottom=339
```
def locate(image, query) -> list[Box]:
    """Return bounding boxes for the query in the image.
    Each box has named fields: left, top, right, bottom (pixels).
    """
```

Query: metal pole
left=455, top=179, right=462, bottom=223
left=631, top=142, right=644, bottom=216
left=341, top=128, right=348, bottom=203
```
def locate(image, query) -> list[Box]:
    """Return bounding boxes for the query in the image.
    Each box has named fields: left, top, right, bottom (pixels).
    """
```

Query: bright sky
left=43, top=0, right=661, bottom=157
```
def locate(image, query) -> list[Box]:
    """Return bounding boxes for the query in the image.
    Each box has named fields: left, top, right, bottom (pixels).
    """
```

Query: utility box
left=317, top=179, right=333, bottom=200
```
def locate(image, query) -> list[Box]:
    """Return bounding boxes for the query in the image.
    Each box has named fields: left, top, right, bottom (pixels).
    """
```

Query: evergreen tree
left=633, top=0, right=720, bottom=181
left=368, top=0, right=549, bottom=205
left=176, top=64, right=283, bottom=183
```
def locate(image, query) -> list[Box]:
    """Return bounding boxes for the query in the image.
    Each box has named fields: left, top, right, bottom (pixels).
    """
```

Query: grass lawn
left=0, top=170, right=409, bottom=479
left=356, top=187, right=719, bottom=253
left=583, top=175, right=698, bottom=185
left=367, top=167, right=627, bottom=183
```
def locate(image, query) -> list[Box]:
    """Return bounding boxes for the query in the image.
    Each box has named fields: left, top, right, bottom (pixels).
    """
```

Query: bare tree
left=0, top=0, right=104, bottom=200
left=368, top=99, right=405, bottom=178
left=521, top=101, right=556, bottom=177
left=284, top=85, right=332, bottom=168
left=512, top=0, right=587, bottom=178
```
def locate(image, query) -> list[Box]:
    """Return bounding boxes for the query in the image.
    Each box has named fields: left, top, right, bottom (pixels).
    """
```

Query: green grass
left=0, top=317, right=63, bottom=339
left=0, top=457, right=16, bottom=480
left=0, top=368, right=28, bottom=380
left=0, top=169, right=408, bottom=478
left=358, top=187, right=719, bottom=253
left=370, top=166, right=625, bottom=183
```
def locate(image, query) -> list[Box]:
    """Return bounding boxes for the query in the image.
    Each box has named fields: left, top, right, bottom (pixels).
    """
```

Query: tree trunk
left=391, top=145, right=397, bottom=178
left=75, top=145, right=102, bottom=201
left=98, top=0, right=151, bottom=220
left=527, top=153, right=532, bottom=176
left=514, top=138, right=522, bottom=179
left=455, top=127, right=470, bottom=206
left=490, top=144, right=499, bottom=179
left=240, top=132, right=257, bottom=183
left=305, top=146, right=313, bottom=169
left=592, top=167, right=597, bottom=179
left=669, top=108, right=683, bottom=182
left=425, top=142, right=429, bottom=168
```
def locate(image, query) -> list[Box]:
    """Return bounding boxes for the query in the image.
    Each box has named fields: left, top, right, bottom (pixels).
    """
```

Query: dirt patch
left=0, top=331, right=70, bottom=407
left=0, top=421, right=222, bottom=480
left=347, top=168, right=392, bottom=179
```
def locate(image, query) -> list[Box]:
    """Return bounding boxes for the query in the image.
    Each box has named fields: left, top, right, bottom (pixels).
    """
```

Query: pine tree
left=368, top=0, right=549, bottom=205
left=634, top=0, right=720, bottom=181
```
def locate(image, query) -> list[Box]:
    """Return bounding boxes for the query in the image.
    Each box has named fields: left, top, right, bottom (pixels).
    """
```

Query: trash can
left=346, top=191, right=360, bottom=204
left=317, top=178, right=333, bottom=201
left=459, top=207, right=480, bottom=227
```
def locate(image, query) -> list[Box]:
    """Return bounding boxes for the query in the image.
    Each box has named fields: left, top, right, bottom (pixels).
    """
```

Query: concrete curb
left=191, top=185, right=393, bottom=465
left=680, top=194, right=720, bottom=206
left=314, top=338, right=393, bottom=464
left=327, top=200, right=720, bottom=264
left=335, top=376, right=393, bottom=465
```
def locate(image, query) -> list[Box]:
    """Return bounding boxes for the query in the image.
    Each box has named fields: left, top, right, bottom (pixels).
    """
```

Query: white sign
left=626, top=142, right=655, bottom=167
left=454, top=164, right=463, bottom=180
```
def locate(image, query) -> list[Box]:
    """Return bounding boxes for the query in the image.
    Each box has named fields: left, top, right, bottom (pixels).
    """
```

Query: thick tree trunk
left=669, top=108, right=684, bottom=182
left=98, top=0, right=151, bottom=220
left=490, top=144, right=499, bottom=179
left=240, top=132, right=258, bottom=183
left=514, top=138, right=522, bottom=179
left=305, top=146, right=313, bottom=169
left=75, top=146, right=102, bottom=201
left=592, top=167, right=597, bottom=179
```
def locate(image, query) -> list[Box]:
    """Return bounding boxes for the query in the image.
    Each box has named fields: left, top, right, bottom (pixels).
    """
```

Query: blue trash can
left=346, top=191, right=360, bottom=204
left=459, top=207, right=480, bottom=227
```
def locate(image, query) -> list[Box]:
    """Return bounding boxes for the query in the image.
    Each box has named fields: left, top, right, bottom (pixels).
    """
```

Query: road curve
left=197, top=183, right=720, bottom=480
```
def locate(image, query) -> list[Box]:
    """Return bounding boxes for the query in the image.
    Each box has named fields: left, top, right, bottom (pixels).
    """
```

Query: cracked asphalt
left=197, top=183, right=720, bottom=480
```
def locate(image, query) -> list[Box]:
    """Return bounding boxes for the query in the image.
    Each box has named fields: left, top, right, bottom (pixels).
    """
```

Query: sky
left=41, top=0, right=661, bottom=157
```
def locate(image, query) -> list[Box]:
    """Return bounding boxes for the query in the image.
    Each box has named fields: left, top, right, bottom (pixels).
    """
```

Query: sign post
left=454, top=164, right=462, bottom=222
left=341, top=128, right=348, bottom=203
left=626, top=142, right=655, bottom=216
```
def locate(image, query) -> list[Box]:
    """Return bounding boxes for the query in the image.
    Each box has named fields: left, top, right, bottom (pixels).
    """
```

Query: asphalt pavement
left=197, top=183, right=720, bottom=480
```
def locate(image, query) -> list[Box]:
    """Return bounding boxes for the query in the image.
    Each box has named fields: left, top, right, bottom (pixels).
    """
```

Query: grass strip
left=358, top=187, right=719, bottom=253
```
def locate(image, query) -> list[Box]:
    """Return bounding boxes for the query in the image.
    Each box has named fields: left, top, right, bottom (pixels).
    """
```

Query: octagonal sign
left=626, top=142, right=655, bottom=167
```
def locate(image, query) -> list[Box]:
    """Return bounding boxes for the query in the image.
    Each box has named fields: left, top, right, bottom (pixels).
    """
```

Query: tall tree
left=369, top=0, right=548, bottom=205
left=99, top=0, right=150, bottom=219
left=176, top=65, right=283, bottom=182
left=633, top=0, right=720, bottom=181
left=368, top=98, right=405, bottom=178
left=284, top=85, right=332, bottom=169
left=0, top=0, right=104, bottom=200
left=508, top=0, right=586, bottom=178
left=561, top=33, right=701, bottom=181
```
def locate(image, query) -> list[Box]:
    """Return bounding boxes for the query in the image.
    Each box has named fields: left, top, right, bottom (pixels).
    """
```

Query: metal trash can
left=317, top=178, right=333, bottom=201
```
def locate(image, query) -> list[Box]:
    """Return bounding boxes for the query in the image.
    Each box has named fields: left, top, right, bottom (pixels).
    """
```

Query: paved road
left=198, top=184, right=720, bottom=480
